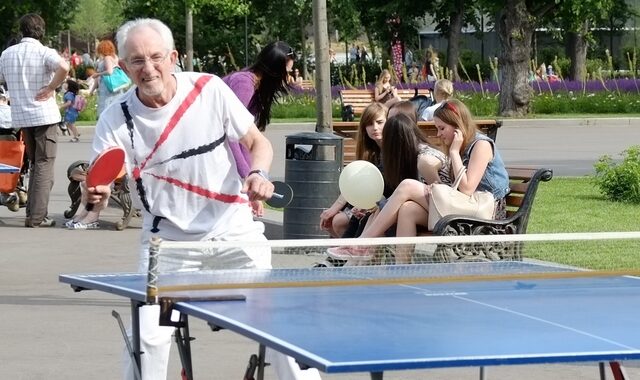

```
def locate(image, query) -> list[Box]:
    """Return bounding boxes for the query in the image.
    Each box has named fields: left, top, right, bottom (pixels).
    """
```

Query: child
left=61, top=79, right=81, bottom=142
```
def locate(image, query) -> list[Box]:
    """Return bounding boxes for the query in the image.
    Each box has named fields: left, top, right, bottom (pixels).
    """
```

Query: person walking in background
left=60, top=79, right=82, bottom=142
left=89, top=39, right=124, bottom=117
left=0, top=13, right=69, bottom=228
left=223, top=41, right=294, bottom=217
left=420, top=79, right=454, bottom=121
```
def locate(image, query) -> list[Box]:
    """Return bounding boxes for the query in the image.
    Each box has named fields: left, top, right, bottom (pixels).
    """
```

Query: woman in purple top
left=223, top=41, right=295, bottom=216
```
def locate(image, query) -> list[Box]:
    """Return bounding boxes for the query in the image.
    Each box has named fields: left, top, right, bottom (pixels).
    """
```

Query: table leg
left=257, top=344, right=266, bottom=380
left=174, top=313, right=194, bottom=380
left=111, top=301, right=143, bottom=380
left=479, top=366, right=486, bottom=380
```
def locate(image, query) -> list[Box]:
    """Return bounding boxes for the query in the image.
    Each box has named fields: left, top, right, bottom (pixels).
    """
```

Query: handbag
left=102, top=67, right=131, bottom=93
left=0, top=133, right=25, bottom=193
left=428, top=167, right=495, bottom=230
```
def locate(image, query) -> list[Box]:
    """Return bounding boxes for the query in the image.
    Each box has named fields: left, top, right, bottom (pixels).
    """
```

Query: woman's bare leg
left=331, top=212, right=350, bottom=238
left=360, top=179, right=429, bottom=238
left=393, top=201, right=429, bottom=264
left=396, top=201, right=429, bottom=238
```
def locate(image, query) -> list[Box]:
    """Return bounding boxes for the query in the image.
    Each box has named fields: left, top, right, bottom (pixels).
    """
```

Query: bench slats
left=334, top=120, right=500, bottom=167
left=339, top=88, right=432, bottom=118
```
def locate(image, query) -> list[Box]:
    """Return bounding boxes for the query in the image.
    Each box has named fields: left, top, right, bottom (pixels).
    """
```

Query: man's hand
left=35, top=86, right=55, bottom=101
left=82, top=182, right=111, bottom=211
left=241, top=172, right=274, bottom=201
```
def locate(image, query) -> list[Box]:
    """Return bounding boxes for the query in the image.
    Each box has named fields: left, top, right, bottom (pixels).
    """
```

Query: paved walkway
left=1, top=119, right=639, bottom=379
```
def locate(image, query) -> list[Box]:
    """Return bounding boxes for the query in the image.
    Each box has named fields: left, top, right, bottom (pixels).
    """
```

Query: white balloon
left=339, top=160, right=384, bottom=209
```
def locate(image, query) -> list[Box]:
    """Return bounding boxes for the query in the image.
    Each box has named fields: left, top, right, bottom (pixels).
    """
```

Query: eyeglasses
left=126, top=51, right=170, bottom=69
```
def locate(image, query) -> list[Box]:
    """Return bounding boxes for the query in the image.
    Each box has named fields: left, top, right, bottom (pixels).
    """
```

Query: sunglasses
left=438, top=101, right=459, bottom=116
left=287, top=48, right=295, bottom=57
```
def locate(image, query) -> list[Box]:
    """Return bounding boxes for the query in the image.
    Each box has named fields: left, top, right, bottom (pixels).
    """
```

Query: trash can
left=283, top=132, right=343, bottom=239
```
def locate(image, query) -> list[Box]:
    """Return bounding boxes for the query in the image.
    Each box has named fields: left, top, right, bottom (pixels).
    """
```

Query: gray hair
left=116, top=18, right=175, bottom=59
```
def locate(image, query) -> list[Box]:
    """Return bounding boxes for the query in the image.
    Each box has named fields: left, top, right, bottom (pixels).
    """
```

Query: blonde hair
left=376, top=69, right=394, bottom=86
left=433, top=79, right=454, bottom=102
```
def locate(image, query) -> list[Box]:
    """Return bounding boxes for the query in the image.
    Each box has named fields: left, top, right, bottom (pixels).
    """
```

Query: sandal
left=67, top=221, right=100, bottom=230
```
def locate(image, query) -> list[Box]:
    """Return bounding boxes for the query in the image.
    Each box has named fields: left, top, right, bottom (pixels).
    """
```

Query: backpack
left=72, top=94, right=87, bottom=112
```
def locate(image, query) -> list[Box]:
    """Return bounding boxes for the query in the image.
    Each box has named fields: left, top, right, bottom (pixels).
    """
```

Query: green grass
left=528, top=176, right=640, bottom=233
left=526, top=176, right=640, bottom=270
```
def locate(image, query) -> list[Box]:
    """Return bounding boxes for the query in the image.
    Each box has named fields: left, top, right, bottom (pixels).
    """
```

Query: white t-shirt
left=420, top=101, right=442, bottom=121
left=93, top=72, right=264, bottom=243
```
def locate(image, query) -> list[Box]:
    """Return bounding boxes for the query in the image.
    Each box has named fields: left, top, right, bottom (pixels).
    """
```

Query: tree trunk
left=567, top=21, right=590, bottom=81
left=312, top=0, right=332, bottom=133
left=496, top=0, right=534, bottom=117
left=300, top=16, right=308, bottom=79
left=446, top=0, right=464, bottom=81
left=365, top=30, right=376, bottom=64
left=185, top=6, right=193, bottom=71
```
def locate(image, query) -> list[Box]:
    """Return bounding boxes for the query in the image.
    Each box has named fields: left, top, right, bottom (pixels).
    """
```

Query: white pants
left=123, top=236, right=321, bottom=380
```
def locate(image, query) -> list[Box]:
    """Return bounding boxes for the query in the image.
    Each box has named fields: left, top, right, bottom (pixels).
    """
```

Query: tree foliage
left=71, top=0, right=122, bottom=51
left=0, top=0, right=77, bottom=48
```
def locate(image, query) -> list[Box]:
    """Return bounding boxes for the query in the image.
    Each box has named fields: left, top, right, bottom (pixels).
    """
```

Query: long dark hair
left=382, top=113, right=427, bottom=190
left=249, top=41, right=293, bottom=131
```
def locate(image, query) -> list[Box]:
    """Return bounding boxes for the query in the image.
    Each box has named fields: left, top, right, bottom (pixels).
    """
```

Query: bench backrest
left=333, top=119, right=501, bottom=167
left=339, top=88, right=431, bottom=117
left=300, top=80, right=314, bottom=90
left=503, top=167, right=553, bottom=232
left=430, top=166, right=553, bottom=261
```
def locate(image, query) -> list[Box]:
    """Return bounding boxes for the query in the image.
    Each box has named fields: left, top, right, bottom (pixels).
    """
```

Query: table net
left=143, top=232, right=640, bottom=303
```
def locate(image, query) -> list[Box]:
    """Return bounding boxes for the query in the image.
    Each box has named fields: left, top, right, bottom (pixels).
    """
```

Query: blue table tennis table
left=60, top=262, right=640, bottom=380
left=0, top=163, right=20, bottom=173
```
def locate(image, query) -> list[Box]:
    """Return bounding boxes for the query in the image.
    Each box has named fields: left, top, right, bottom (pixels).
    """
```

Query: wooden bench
left=339, top=88, right=432, bottom=120
left=333, top=119, right=502, bottom=166
left=300, top=79, right=314, bottom=90
left=429, top=166, right=553, bottom=261
left=317, top=166, right=553, bottom=267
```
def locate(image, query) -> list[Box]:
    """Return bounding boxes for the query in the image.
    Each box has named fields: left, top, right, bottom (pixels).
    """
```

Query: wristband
left=248, top=169, right=269, bottom=181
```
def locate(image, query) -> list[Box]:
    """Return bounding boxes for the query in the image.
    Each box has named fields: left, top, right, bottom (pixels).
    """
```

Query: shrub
left=594, top=145, right=640, bottom=204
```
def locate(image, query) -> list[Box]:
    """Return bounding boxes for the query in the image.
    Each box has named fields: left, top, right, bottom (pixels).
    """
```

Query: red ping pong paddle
left=85, top=147, right=125, bottom=211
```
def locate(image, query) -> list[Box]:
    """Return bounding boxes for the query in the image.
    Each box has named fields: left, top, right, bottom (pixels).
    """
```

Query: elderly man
left=0, top=13, right=69, bottom=227
left=87, top=18, right=320, bottom=380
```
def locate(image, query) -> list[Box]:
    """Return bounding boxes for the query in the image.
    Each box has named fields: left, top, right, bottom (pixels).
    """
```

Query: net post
left=146, top=236, right=161, bottom=304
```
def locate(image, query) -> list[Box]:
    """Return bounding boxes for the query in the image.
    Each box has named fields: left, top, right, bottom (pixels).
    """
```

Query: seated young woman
left=374, top=69, right=402, bottom=107
left=332, top=99, right=510, bottom=263
left=327, top=110, right=451, bottom=262
left=320, top=102, right=387, bottom=238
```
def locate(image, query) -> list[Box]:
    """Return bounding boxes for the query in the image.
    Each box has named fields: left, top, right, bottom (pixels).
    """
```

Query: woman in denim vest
left=332, top=99, right=509, bottom=263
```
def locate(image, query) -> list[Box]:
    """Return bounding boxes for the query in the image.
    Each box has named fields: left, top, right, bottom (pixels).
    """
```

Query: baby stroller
left=0, top=85, right=28, bottom=211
